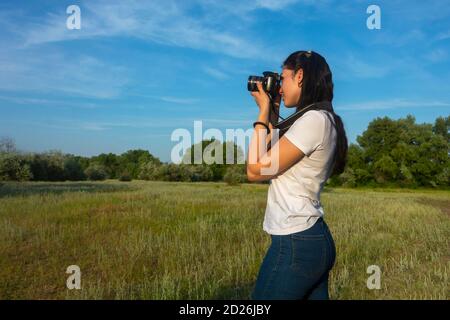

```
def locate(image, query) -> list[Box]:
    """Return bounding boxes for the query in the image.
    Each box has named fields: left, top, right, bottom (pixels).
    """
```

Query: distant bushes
left=0, top=141, right=249, bottom=185
left=28, top=152, right=69, bottom=181
left=139, top=163, right=214, bottom=182
left=0, top=144, right=165, bottom=183
left=118, top=171, right=132, bottom=182
left=63, top=157, right=86, bottom=181
left=223, top=165, right=246, bottom=186
left=138, top=162, right=159, bottom=181
left=84, top=164, right=108, bottom=181
left=1, top=114, right=448, bottom=188
left=0, top=153, right=32, bottom=181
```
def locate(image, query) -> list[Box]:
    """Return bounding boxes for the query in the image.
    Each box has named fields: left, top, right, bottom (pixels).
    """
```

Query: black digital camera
left=247, top=71, right=281, bottom=98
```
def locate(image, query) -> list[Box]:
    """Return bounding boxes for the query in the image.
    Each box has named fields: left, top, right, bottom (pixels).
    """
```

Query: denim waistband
left=290, top=217, right=326, bottom=237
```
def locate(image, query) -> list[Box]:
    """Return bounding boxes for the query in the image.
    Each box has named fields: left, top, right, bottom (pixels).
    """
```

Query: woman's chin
left=282, top=98, right=295, bottom=108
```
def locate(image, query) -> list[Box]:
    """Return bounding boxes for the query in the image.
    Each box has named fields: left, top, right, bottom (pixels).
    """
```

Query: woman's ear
left=296, top=69, right=303, bottom=87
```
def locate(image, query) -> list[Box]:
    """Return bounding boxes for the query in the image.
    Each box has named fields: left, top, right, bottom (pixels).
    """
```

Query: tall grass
left=0, top=181, right=448, bottom=299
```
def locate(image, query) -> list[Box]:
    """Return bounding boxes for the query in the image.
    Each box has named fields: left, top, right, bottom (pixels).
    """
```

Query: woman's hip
left=269, top=217, right=336, bottom=273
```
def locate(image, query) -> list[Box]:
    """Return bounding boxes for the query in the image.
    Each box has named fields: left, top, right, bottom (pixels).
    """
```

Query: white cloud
left=15, top=0, right=285, bottom=61
left=0, top=50, right=129, bottom=99
left=159, top=96, right=200, bottom=104
left=203, top=66, right=229, bottom=80
left=0, top=95, right=98, bottom=108
left=337, top=54, right=390, bottom=79
left=255, top=0, right=299, bottom=11
left=0, top=0, right=327, bottom=99
left=369, top=29, right=426, bottom=48
left=425, top=49, right=448, bottom=63
left=434, top=30, right=450, bottom=41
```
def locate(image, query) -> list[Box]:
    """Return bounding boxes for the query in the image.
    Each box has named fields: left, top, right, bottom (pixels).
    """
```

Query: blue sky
left=0, top=0, right=449, bottom=162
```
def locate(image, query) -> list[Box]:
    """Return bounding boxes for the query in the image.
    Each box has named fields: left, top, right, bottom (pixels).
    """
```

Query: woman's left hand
left=250, top=81, right=270, bottom=114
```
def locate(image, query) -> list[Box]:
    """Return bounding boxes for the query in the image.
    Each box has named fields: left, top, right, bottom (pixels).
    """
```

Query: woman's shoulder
left=287, top=110, right=333, bottom=138
left=293, top=110, right=327, bottom=125
left=301, top=110, right=335, bottom=126
left=303, top=109, right=329, bottom=117
left=286, top=110, right=327, bottom=140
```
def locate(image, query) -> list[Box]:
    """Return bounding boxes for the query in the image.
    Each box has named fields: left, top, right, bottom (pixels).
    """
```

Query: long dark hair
left=281, top=50, right=348, bottom=176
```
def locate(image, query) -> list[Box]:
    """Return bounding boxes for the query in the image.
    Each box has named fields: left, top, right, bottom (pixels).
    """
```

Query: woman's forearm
left=248, top=111, right=269, bottom=168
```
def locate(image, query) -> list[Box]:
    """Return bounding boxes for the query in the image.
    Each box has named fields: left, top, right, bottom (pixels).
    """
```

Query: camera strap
left=270, top=100, right=335, bottom=137
left=266, top=100, right=337, bottom=151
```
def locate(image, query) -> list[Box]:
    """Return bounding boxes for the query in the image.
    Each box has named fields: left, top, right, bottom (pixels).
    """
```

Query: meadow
left=0, top=180, right=448, bottom=299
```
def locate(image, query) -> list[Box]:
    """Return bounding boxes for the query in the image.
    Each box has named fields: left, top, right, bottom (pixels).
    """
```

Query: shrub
left=119, top=171, right=132, bottom=182
left=158, top=164, right=192, bottom=182
left=28, top=151, right=66, bottom=181
left=188, top=165, right=214, bottom=182
left=84, top=164, right=108, bottom=181
left=338, top=167, right=356, bottom=188
left=138, top=162, right=160, bottom=180
left=64, top=157, right=86, bottom=181
left=223, top=165, right=246, bottom=186
left=0, top=153, right=33, bottom=181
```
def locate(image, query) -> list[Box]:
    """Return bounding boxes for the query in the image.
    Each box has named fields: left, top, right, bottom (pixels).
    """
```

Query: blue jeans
left=251, top=217, right=336, bottom=300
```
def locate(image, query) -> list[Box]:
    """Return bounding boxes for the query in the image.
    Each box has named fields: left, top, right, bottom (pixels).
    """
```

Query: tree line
left=0, top=114, right=448, bottom=188
left=0, top=138, right=247, bottom=185
left=327, top=114, right=449, bottom=188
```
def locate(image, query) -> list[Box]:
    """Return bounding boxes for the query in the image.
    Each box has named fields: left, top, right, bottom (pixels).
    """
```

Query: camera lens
left=247, top=76, right=264, bottom=92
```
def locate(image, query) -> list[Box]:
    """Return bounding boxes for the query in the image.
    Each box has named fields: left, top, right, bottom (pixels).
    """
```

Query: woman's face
left=279, top=67, right=303, bottom=108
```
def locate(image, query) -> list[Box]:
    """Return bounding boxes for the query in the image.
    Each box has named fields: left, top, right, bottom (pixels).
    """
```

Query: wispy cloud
left=369, top=29, right=426, bottom=48
left=79, top=123, right=108, bottom=131
left=434, top=30, right=450, bottom=41
left=158, top=96, right=199, bottom=104
left=348, top=56, right=389, bottom=79
left=15, top=0, right=289, bottom=61
left=0, top=50, right=129, bottom=99
left=255, top=0, right=300, bottom=10
left=12, top=117, right=252, bottom=132
left=203, top=66, right=229, bottom=80
left=335, top=53, right=391, bottom=79
left=0, top=95, right=101, bottom=108
left=126, top=93, right=201, bottom=105
left=425, top=49, right=448, bottom=63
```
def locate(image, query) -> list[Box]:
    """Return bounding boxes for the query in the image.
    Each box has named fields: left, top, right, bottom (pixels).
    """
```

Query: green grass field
left=0, top=180, right=448, bottom=299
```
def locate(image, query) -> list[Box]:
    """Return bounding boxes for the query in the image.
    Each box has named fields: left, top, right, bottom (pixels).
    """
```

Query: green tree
left=188, top=165, right=214, bottom=182
left=118, top=170, right=132, bottom=182
left=373, top=155, right=398, bottom=183
left=353, top=114, right=449, bottom=188
left=28, top=151, right=66, bottom=181
left=182, top=139, right=245, bottom=181
left=119, top=150, right=161, bottom=179
left=63, top=156, right=86, bottom=181
left=0, top=153, right=33, bottom=181
left=433, top=115, right=450, bottom=143
left=90, top=153, right=120, bottom=179
left=338, top=167, right=357, bottom=188
left=223, top=165, right=247, bottom=186
left=138, top=162, right=160, bottom=180
left=157, top=163, right=192, bottom=182
left=356, top=116, right=402, bottom=165
left=84, top=164, right=108, bottom=181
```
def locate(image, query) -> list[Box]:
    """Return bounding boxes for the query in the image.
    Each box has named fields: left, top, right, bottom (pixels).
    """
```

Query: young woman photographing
left=247, top=50, right=348, bottom=300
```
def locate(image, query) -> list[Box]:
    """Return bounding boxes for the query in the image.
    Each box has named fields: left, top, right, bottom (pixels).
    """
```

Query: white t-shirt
left=263, top=110, right=337, bottom=235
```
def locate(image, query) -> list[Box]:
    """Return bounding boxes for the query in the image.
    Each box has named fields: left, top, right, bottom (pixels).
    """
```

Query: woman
left=247, top=50, right=348, bottom=300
